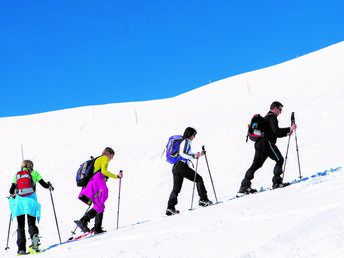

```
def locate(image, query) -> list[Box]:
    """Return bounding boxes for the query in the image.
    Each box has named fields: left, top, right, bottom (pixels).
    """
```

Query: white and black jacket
left=179, top=139, right=197, bottom=168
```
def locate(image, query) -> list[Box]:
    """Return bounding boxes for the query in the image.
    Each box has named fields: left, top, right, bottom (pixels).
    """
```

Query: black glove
left=47, top=181, right=54, bottom=191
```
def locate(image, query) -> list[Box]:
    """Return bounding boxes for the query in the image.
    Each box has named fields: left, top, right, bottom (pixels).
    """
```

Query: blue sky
left=1, top=0, right=343, bottom=117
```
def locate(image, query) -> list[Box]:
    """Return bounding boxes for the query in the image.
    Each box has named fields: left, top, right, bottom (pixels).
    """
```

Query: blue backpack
left=166, top=135, right=183, bottom=164
left=76, top=156, right=99, bottom=187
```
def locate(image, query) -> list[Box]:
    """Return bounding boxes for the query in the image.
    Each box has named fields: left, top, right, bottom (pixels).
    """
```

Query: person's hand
left=117, top=171, right=123, bottom=178
left=288, top=123, right=297, bottom=136
left=195, top=152, right=204, bottom=158
left=10, top=193, right=16, bottom=199
left=48, top=181, right=54, bottom=191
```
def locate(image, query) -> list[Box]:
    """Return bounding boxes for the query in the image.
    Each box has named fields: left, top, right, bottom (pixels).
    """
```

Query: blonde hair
left=102, top=147, right=115, bottom=156
left=21, top=160, right=34, bottom=171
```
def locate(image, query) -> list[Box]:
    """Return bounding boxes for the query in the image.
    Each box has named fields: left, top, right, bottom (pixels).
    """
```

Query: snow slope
left=1, top=41, right=344, bottom=258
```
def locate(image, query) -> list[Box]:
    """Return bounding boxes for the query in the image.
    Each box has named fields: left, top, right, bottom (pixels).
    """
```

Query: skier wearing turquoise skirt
left=9, top=160, right=53, bottom=255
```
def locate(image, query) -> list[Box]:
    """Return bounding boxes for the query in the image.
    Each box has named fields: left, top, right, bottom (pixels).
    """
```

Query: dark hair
left=183, top=127, right=197, bottom=139
left=270, top=101, right=283, bottom=110
left=102, top=147, right=115, bottom=156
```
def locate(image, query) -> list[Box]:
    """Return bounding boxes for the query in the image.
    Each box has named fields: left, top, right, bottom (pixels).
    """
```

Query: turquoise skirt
left=9, top=193, right=41, bottom=223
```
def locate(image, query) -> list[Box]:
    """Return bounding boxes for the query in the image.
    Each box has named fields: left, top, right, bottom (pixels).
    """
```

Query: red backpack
left=16, top=170, right=35, bottom=196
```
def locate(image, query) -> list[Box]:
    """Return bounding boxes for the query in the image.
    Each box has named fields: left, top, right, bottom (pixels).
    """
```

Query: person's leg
left=16, top=215, right=26, bottom=253
left=240, top=140, right=267, bottom=191
left=182, top=165, right=209, bottom=201
left=75, top=209, right=97, bottom=233
left=167, top=163, right=184, bottom=209
left=266, top=141, right=285, bottom=186
left=27, top=215, right=40, bottom=251
left=94, top=212, right=105, bottom=234
left=27, top=215, right=38, bottom=239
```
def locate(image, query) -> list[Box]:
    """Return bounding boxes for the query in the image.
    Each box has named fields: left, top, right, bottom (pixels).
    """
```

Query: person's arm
left=9, top=183, right=16, bottom=195
left=99, top=156, right=118, bottom=179
left=268, top=115, right=290, bottom=138
left=38, top=179, right=50, bottom=189
left=32, top=171, right=54, bottom=190
left=179, top=139, right=196, bottom=160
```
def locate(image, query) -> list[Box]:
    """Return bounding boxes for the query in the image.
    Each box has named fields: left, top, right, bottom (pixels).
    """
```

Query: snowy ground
left=1, top=42, right=344, bottom=257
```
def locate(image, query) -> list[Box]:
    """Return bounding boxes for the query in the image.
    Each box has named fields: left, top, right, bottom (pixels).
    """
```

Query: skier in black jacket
left=239, top=101, right=297, bottom=194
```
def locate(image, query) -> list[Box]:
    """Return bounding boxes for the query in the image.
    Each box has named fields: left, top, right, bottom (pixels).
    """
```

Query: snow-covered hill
left=1, top=42, right=344, bottom=257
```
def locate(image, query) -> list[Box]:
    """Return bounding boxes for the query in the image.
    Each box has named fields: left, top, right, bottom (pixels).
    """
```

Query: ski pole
left=49, top=185, right=62, bottom=244
left=21, top=144, right=24, bottom=160
left=189, top=158, right=199, bottom=211
left=160, top=148, right=166, bottom=158
left=202, top=146, right=218, bottom=203
left=69, top=205, right=91, bottom=239
left=116, top=171, right=123, bottom=230
left=5, top=147, right=24, bottom=250
left=70, top=190, right=104, bottom=239
left=294, top=131, right=302, bottom=179
left=282, top=135, right=291, bottom=180
left=5, top=210, right=12, bottom=250
left=282, top=112, right=294, bottom=180
left=293, top=113, right=302, bottom=179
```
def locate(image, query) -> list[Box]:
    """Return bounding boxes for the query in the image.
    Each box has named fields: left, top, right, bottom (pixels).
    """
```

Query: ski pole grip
left=202, top=145, right=206, bottom=155
left=291, top=112, right=295, bottom=124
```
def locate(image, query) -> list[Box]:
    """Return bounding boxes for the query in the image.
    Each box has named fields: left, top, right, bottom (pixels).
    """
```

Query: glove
left=48, top=181, right=54, bottom=191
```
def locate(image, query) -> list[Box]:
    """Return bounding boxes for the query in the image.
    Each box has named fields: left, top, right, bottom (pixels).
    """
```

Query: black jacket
left=264, top=111, right=290, bottom=144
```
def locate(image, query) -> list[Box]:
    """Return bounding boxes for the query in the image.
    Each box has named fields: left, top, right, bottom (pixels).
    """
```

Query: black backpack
left=246, top=114, right=269, bottom=142
left=75, top=156, right=99, bottom=187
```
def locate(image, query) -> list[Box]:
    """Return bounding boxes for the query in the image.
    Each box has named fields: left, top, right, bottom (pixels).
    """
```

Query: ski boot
left=166, top=207, right=180, bottom=216
left=28, top=234, right=41, bottom=254
left=75, top=209, right=97, bottom=233
left=17, top=250, right=29, bottom=255
left=272, top=182, right=290, bottom=189
left=238, top=186, right=258, bottom=194
left=199, top=199, right=213, bottom=207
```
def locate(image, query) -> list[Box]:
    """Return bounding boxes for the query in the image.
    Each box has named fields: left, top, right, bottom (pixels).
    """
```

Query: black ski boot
left=75, top=209, right=97, bottom=233
left=166, top=207, right=180, bottom=216
left=17, top=250, right=29, bottom=255
left=238, top=186, right=258, bottom=194
left=199, top=199, right=213, bottom=207
left=272, top=182, right=290, bottom=189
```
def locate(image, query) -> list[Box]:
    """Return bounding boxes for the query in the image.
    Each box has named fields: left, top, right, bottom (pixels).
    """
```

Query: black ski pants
left=241, top=139, right=284, bottom=188
left=168, top=161, right=208, bottom=209
left=17, top=214, right=39, bottom=252
left=94, top=212, right=104, bottom=232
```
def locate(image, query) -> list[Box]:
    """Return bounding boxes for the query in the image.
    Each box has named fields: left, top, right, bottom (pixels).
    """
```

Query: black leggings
left=16, top=215, right=38, bottom=252
left=241, top=139, right=284, bottom=188
left=168, top=161, right=208, bottom=209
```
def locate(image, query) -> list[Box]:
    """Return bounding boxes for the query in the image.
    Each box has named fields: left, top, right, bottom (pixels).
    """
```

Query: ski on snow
left=229, top=166, right=342, bottom=201
left=42, top=230, right=102, bottom=252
